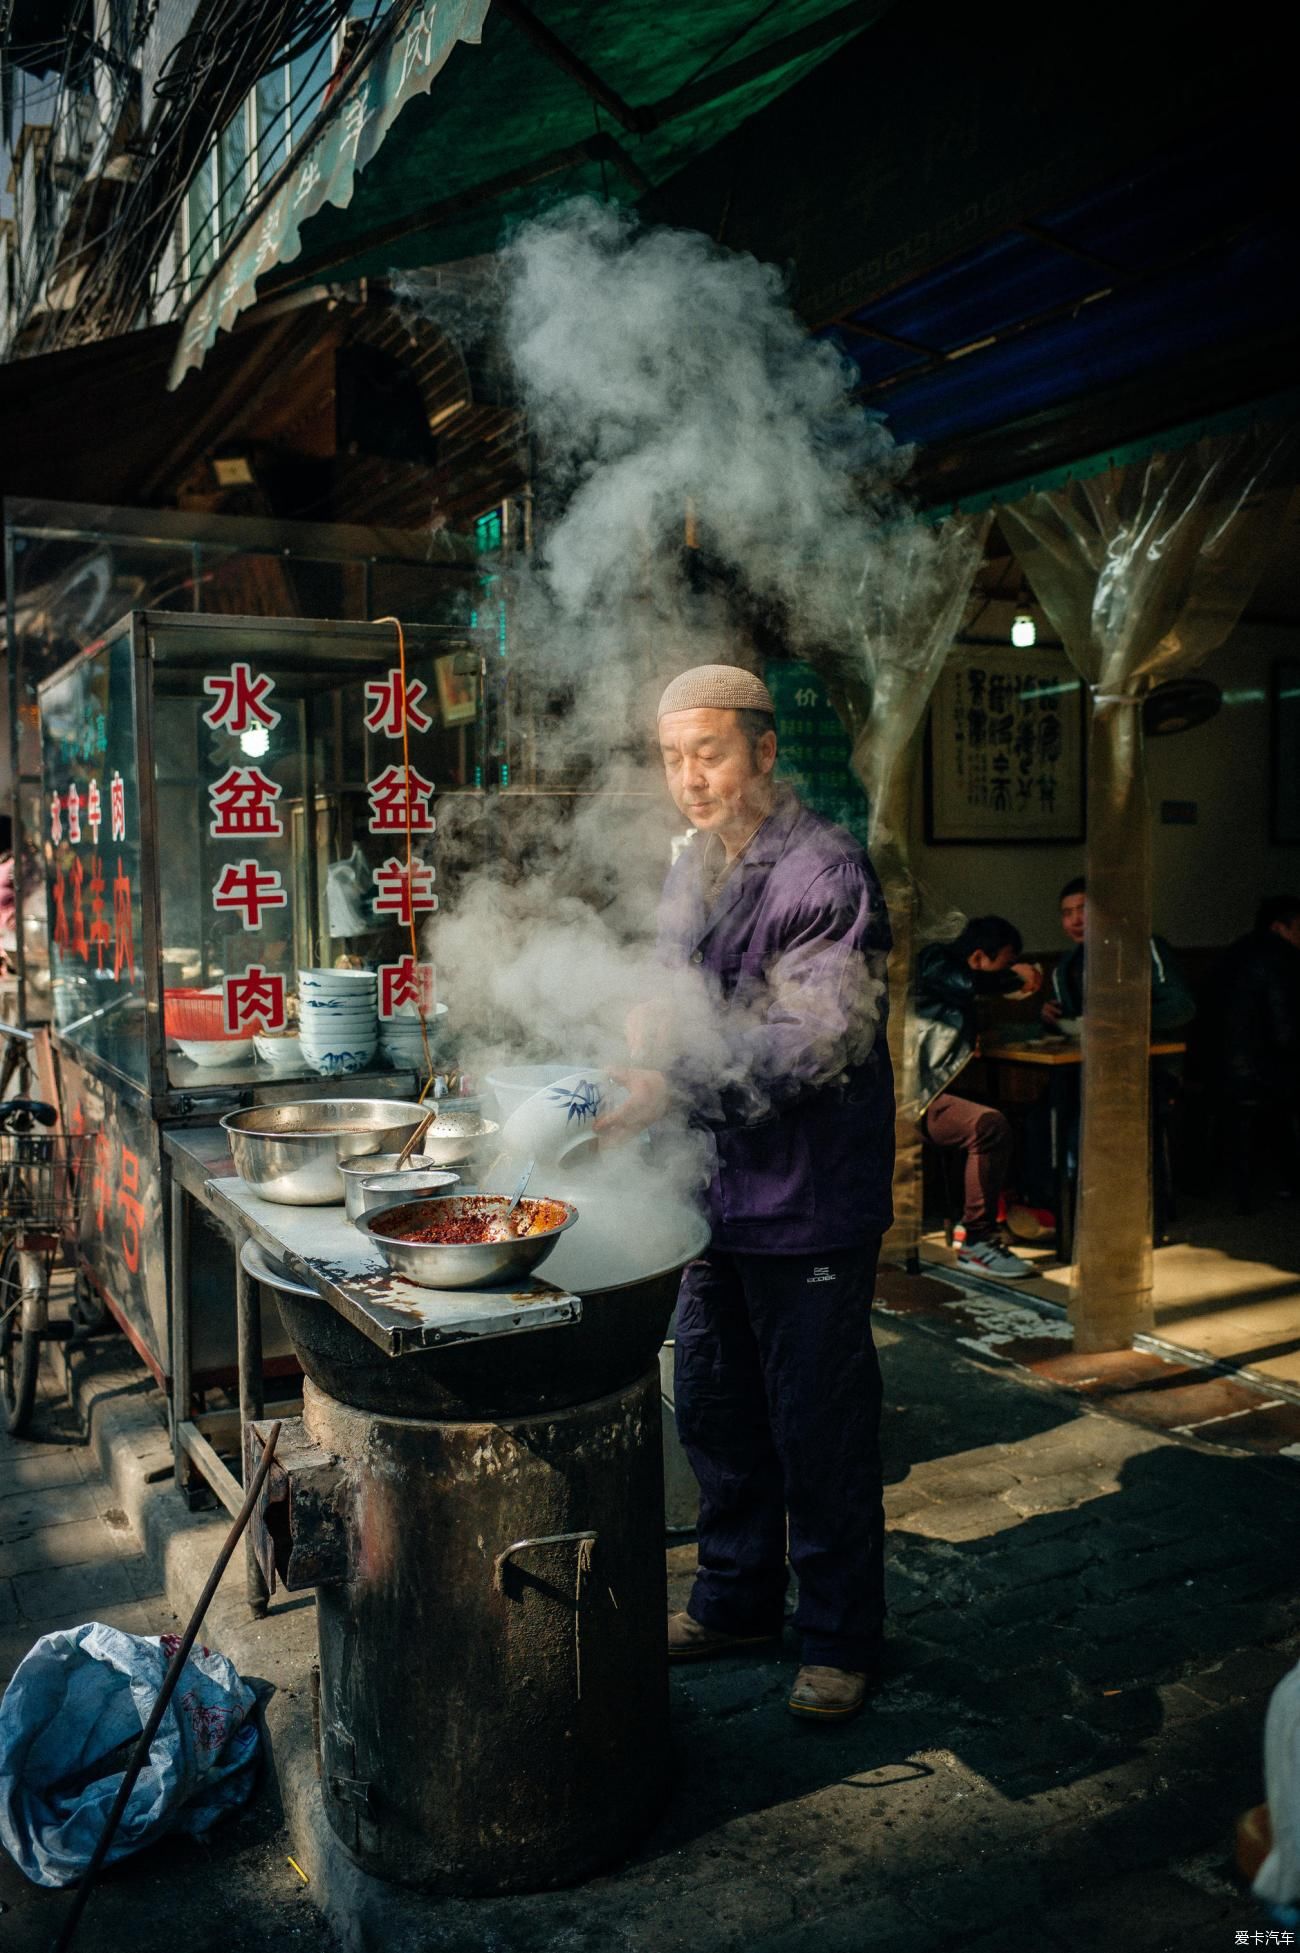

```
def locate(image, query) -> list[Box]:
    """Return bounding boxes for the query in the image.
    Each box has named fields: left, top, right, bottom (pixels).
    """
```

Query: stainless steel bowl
left=357, top=1193, right=579, bottom=1290
left=221, top=1098, right=429, bottom=1205
left=339, top=1154, right=460, bottom=1224
left=240, top=1235, right=318, bottom=1299
left=418, top=1117, right=500, bottom=1167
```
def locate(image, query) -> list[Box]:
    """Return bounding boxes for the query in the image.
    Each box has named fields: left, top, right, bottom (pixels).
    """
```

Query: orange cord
left=373, top=617, right=435, bottom=1104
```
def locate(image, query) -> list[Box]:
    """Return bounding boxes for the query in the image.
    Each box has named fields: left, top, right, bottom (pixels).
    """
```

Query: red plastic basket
left=163, top=988, right=241, bottom=1041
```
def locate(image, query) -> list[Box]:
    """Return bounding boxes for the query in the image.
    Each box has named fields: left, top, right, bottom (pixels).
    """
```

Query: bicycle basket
left=0, top=1133, right=91, bottom=1235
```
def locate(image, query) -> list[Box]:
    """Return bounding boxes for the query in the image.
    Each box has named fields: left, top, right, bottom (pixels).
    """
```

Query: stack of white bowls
left=379, top=999, right=448, bottom=1072
left=297, top=968, right=378, bottom=1076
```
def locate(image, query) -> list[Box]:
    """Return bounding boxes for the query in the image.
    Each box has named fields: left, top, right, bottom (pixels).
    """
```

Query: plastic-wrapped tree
left=815, top=513, right=991, bottom=1266
left=999, top=428, right=1293, bottom=1350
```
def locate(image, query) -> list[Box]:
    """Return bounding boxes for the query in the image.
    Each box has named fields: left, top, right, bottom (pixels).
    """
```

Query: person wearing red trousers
left=914, top=917, right=1042, bottom=1279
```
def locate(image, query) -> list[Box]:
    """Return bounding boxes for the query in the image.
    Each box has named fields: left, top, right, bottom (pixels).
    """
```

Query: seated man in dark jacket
left=1044, top=877, right=1196, bottom=1033
left=1036, top=876, right=1195, bottom=1223
left=915, top=917, right=1042, bottom=1279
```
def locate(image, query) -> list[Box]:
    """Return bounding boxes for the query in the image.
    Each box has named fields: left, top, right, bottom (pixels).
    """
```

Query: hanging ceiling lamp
left=1010, top=584, right=1037, bottom=649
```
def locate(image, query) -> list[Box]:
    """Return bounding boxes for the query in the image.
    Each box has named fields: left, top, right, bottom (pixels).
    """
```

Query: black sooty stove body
left=248, top=1263, right=681, bottom=1895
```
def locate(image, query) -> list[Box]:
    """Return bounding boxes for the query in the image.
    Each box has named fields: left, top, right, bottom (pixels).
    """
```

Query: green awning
left=170, top=0, right=492, bottom=386
left=170, top=1, right=885, bottom=388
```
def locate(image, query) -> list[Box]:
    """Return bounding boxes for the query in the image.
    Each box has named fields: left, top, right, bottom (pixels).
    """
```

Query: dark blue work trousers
left=673, top=1243, right=885, bottom=1671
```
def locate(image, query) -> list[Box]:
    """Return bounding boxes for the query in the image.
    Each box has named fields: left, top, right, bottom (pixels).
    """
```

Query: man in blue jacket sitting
left=599, top=663, right=894, bottom=1722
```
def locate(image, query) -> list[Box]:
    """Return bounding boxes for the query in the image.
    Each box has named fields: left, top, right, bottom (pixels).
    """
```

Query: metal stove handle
left=492, top=1529, right=597, bottom=1594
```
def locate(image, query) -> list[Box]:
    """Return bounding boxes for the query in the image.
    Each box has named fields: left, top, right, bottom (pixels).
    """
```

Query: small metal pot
left=339, top=1155, right=460, bottom=1224
left=221, top=1098, right=428, bottom=1205
left=358, top=1194, right=578, bottom=1290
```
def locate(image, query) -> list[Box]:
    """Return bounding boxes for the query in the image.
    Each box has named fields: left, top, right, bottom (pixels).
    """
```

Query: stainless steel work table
left=162, top=1126, right=581, bottom=1612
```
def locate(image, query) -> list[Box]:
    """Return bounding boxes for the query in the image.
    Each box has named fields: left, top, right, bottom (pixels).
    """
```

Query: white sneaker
left=957, top=1238, right=1035, bottom=1280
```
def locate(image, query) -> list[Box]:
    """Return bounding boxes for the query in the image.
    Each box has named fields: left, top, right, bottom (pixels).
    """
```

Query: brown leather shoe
left=667, top=1610, right=781, bottom=1661
left=787, top=1663, right=871, bottom=1720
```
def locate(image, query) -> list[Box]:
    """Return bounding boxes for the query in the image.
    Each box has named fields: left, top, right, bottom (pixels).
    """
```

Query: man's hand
left=1041, top=998, right=1063, bottom=1024
left=1010, top=961, right=1044, bottom=998
left=595, top=1067, right=671, bottom=1142
left=624, top=1002, right=675, bottom=1065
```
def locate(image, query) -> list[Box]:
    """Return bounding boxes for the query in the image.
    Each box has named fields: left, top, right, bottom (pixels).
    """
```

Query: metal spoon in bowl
left=491, top=1157, right=536, bottom=1239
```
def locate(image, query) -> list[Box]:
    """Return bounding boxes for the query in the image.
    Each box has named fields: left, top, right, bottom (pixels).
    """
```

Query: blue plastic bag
left=0, top=1622, right=260, bottom=1887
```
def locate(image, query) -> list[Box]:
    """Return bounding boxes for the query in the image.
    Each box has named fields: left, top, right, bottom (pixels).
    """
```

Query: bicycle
left=0, top=1020, right=82, bottom=1437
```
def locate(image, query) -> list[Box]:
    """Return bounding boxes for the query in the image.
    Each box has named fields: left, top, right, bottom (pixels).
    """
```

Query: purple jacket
left=657, top=792, right=895, bottom=1254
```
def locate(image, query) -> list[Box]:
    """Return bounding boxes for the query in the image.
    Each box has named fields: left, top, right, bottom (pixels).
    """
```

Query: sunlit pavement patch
left=876, top=1264, right=1300, bottom=1463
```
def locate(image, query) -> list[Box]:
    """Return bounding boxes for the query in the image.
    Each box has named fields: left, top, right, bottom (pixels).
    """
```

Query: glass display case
left=41, top=612, right=488, bottom=1105
left=5, top=497, right=491, bottom=1021
left=38, top=611, right=489, bottom=1375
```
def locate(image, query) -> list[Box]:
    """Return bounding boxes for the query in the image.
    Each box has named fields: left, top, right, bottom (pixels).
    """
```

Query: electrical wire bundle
left=3, top=0, right=364, bottom=353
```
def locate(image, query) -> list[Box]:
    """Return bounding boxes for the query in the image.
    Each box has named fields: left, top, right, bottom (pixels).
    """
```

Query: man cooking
left=597, top=664, right=895, bottom=1723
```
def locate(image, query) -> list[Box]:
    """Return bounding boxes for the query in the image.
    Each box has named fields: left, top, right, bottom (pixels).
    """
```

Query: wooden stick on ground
left=51, top=1421, right=283, bottom=1953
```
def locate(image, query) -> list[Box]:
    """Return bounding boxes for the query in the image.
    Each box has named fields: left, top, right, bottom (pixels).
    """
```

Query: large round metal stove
left=248, top=1191, right=708, bottom=1895
left=299, top=1371, right=666, bottom=1893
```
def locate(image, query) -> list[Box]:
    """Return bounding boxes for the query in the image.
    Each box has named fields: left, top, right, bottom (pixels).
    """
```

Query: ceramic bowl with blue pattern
left=497, top=1069, right=626, bottom=1166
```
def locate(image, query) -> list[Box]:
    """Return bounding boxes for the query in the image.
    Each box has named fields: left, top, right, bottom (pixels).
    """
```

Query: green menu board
left=766, top=661, right=869, bottom=846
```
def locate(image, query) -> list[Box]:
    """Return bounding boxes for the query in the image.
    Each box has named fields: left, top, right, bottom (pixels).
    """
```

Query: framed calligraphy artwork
left=925, top=647, right=1085, bottom=845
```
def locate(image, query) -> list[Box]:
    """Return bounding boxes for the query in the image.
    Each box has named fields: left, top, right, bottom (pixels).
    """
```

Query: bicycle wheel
left=0, top=1240, right=41, bottom=1437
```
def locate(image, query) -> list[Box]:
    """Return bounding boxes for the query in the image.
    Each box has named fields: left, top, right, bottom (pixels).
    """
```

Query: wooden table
left=980, top=1038, right=1187, bottom=1069
left=978, top=1037, right=1187, bottom=1262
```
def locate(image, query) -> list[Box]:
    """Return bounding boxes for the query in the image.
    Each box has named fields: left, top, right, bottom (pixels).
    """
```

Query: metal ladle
left=502, top=1157, right=536, bottom=1222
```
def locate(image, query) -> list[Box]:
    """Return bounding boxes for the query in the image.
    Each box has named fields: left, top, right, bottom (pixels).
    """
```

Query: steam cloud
left=408, top=199, right=924, bottom=1208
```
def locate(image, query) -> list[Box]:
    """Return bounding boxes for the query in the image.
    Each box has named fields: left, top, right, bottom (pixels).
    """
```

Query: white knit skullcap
left=656, top=664, right=774, bottom=720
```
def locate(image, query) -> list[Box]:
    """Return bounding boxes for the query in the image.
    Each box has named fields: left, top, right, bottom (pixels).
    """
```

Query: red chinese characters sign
left=88, top=857, right=109, bottom=970
left=367, top=764, right=436, bottom=834
left=182, top=648, right=446, bottom=1076
left=205, top=665, right=289, bottom=958
left=68, top=858, right=88, bottom=960
left=117, top=1148, right=144, bottom=1274
left=212, top=859, right=288, bottom=930
left=378, top=956, right=435, bottom=1019
left=202, top=662, right=280, bottom=735
left=372, top=857, right=438, bottom=926
left=365, top=667, right=431, bottom=738
left=73, top=1092, right=154, bottom=1291
left=112, top=858, right=135, bottom=981
left=223, top=965, right=287, bottom=1034
left=208, top=766, right=284, bottom=838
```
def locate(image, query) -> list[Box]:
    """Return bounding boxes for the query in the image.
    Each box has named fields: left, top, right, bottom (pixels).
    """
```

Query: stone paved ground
left=605, top=1317, right=1296, bottom=1953
left=2, top=1298, right=1297, bottom=1952
left=0, top=1324, right=332, bottom=1953
left=876, top=1263, right=1300, bottom=1460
